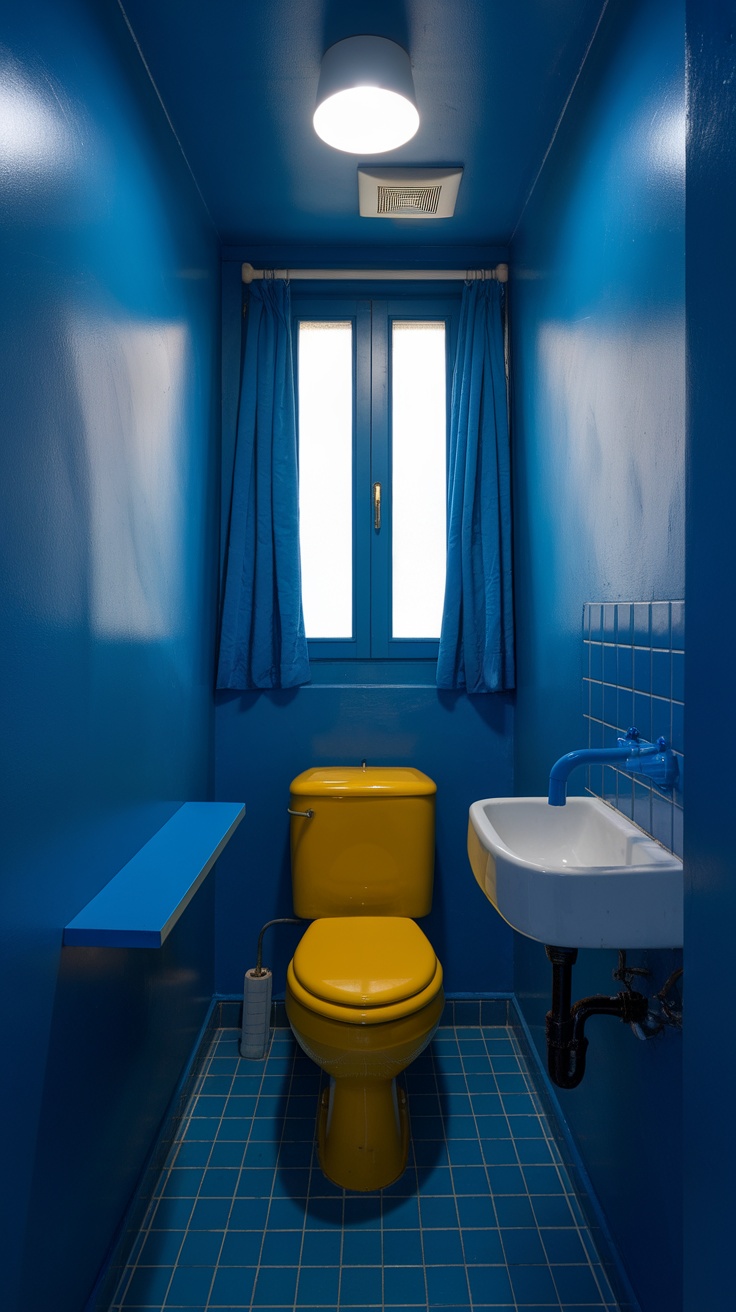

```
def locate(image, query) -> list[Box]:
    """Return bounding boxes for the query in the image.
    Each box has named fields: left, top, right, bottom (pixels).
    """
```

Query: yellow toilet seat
left=288, top=917, right=443, bottom=1025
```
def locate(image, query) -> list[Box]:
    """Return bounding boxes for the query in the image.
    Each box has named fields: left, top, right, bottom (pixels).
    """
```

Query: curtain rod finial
left=495, top=263, right=509, bottom=283
left=242, top=262, right=256, bottom=284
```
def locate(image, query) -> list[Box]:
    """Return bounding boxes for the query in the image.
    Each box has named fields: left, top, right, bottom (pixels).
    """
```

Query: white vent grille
left=358, top=167, right=463, bottom=219
left=377, top=185, right=442, bottom=216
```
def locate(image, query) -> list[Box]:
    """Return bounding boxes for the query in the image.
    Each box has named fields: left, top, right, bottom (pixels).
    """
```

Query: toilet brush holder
left=240, top=967, right=272, bottom=1059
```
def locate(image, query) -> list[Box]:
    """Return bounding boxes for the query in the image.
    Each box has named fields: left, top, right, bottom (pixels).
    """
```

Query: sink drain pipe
left=544, top=946, right=649, bottom=1089
left=241, top=917, right=303, bottom=1060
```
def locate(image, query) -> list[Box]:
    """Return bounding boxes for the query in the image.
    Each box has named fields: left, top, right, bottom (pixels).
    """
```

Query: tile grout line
left=201, top=1027, right=268, bottom=1312
left=469, top=1025, right=521, bottom=1312
left=124, top=1026, right=224, bottom=1310
left=509, top=1026, right=618, bottom=1310
left=247, top=1032, right=295, bottom=1312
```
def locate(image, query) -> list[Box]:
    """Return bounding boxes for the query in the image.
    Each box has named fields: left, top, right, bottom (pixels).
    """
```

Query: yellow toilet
left=285, top=766, right=444, bottom=1192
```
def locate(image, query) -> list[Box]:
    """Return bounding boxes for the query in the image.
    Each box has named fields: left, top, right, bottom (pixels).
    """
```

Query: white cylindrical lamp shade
left=313, top=36, right=419, bottom=154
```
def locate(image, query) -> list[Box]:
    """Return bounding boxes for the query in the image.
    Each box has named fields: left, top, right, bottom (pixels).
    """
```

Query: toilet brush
left=240, top=917, right=302, bottom=1059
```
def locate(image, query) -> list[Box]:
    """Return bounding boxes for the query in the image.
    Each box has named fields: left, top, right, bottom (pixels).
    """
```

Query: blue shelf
left=64, top=802, right=246, bottom=948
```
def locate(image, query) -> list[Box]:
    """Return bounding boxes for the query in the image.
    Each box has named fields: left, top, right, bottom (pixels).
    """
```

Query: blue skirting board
left=63, top=802, right=246, bottom=949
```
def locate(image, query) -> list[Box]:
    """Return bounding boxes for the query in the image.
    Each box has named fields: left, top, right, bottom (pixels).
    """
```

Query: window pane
left=298, top=322, right=353, bottom=639
left=391, top=321, right=447, bottom=639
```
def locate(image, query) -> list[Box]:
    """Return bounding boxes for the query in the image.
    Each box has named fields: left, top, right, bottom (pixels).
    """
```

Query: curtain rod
left=241, top=262, right=508, bottom=284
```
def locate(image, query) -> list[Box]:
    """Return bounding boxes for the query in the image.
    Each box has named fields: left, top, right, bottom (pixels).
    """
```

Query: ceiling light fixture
left=313, top=36, right=419, bottom=155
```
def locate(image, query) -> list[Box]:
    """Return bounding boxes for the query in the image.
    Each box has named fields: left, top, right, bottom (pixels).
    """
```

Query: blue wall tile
left=651, top=601, right=672, bottom=648
left=633, top=603, right=652, bottom=647
left=584, top=604, right=684, bottom=851
left=633, top=646, right=652, bottom=693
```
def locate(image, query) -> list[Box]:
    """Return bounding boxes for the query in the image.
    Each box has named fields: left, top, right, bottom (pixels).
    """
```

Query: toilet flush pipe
left=252, top=917, right=304, bottom=977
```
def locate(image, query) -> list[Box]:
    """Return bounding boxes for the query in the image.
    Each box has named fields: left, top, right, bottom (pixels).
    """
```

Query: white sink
left=468, top=796, right=683, bottom=949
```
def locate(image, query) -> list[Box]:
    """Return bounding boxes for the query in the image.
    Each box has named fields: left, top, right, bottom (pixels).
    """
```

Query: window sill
left=304, top=659, right=439, bottom=688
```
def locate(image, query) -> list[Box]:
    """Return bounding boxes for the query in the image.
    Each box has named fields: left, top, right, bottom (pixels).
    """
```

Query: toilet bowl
left=285, top=915, right=444, bottom=1191
left=286, top=766, right=442, bottom=1191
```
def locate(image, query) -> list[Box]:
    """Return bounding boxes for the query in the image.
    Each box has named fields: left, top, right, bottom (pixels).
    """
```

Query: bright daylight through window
left=297, top=308, right=448, bottom=658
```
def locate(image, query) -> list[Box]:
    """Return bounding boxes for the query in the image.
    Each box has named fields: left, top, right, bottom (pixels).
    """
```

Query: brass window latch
left=373, top=481, right=382, bottom=530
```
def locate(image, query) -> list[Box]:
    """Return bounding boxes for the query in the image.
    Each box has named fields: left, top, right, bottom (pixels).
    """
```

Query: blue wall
left=510, top=2, right=684, bottom=1310
left=683, top=3, right=736, bottom=1308
left=0, top=2, right=220, bottom=1309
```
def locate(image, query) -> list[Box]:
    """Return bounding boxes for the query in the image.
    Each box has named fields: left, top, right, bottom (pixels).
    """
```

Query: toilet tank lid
left=290, top=767, right=436, bottom=797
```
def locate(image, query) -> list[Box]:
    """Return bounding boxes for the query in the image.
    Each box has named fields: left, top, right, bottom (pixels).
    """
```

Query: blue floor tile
left=208, top=1265, right=256, bottom=1307
left=460, top=1228, right=504, bottom=1265
left=447, top=1138, right=484, bottom=1166
left=338, top=1265, right=383, bottom=1305
left=466, top=1263, right=514, bottom=1305
left=208, top=1140, right=247, bottom=1167
left=425, top=1262, right=471, bottom=1306
left=424, top=1226, right=465, bottom=1265
left=384, top=1194, right=421, bottom=1228
left=342, top=1227, right=382, bottom=1265
left=490, top=1195, right=535, bottom=1228
left=540, top=1226, right=588, bottom=1264
left=300, top=1228, right=342, bottom=1266
left=150, top=1197, right=196, bottom=1230
left=196, top=1167, right=238, bottom=1197
left=382, top=1263, right=427, bottom=1304
left=480, top=1137, right=517, bottom=1166
left=530, top=1193, right=577, bottom=1227
left=252, top=1264, right=299, bottom=1305
left=515, top=1137, right=553, bottom=1165
left=296, top=1264, right=341, bottom=1304
left=177, top=1230, right=223, bottom=1266
left=381, top=1228, right=424, bottom=1266
left=508, top=1262, right=559, bottom=1304
left=304, top=1196, right=343, bottom=1229
left=174, top=1141, right=213, bottom=1168
left=455, top=1195, right=497, bottom=1229
left=418, top=1193, right=459, bottom=1228
left=137, top=1229, right=185, bottom=1265
left=227, top=1196, right=270, bottom=1229
left=500, top=1227, right=547, bottom=1266
left=160, top=1168, right=204, bottom=1198
left=552, top=1262, right=607, bottom=1303
left=187, top=1197, right=232, bottom=1230
left=121, top=1265, right=174, bottom=1306
left=219, top=1228, right=266, bottom=1264
left=112, top=1023, right=623, bottom=1312
left=165, top=1266, right=215, bottom=1306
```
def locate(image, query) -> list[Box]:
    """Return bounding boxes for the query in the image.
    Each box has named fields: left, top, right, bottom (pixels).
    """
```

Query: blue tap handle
left=621, top=734, right=678, bottom=790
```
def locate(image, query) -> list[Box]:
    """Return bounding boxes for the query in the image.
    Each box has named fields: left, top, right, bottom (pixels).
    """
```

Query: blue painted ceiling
left=121, top=0, right=606, bottom=251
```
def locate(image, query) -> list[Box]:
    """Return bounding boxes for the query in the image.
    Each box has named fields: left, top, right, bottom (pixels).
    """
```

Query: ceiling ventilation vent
left=377, top=184, right=442, bottom=216
left=358, top=167, right=463, bottom=219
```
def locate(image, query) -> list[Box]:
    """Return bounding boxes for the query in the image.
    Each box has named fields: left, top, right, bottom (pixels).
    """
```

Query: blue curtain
left=216, top=281, right=310, bottom=690
left=437, top=281, right=515, bottom=693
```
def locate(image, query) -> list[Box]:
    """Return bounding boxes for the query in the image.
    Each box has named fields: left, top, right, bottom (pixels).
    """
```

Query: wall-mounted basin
left=468, top=796, right=683, bottom=949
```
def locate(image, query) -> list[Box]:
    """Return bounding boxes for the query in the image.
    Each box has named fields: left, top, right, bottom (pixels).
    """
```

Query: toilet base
left=317, top=1076, right=409, bottom=1192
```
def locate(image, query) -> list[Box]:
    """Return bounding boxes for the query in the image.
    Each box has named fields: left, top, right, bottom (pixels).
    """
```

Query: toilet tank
left=290, top=767, right=436, bottom=918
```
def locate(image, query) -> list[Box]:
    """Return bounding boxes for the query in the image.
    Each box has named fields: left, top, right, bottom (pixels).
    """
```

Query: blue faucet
left=548, top=727, right=678, bottom=806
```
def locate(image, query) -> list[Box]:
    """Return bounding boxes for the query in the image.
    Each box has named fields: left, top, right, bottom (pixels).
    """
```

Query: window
left=295, top=293, right=457, bottom=662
